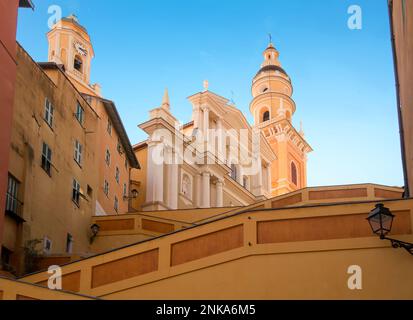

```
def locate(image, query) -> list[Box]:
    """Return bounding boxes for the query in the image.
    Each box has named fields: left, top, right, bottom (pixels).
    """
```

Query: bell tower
left=47, top=14, right=101, bottom=96
left=250, top=42, right=312, bottom=196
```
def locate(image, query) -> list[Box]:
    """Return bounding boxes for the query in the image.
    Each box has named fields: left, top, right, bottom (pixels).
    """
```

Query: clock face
left=74, top=42, right=88, bottom=57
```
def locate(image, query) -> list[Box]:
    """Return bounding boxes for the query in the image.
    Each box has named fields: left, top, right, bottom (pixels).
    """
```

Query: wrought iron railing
left=5, top=192, right=23, bottom=218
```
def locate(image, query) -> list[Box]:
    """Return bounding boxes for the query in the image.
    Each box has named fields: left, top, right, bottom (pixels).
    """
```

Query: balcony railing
left=5, top=192, right=24, bottom=220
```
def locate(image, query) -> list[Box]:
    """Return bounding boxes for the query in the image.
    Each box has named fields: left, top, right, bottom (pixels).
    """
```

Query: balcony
left=5, top=193, right=25, bottom=223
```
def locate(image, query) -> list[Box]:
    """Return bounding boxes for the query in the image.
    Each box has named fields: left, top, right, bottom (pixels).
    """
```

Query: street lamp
left=367, top=203, right=413, bottom=255
left=89, top=223, right=100, bottom=244
left=124, top=189, right=139, bottom=200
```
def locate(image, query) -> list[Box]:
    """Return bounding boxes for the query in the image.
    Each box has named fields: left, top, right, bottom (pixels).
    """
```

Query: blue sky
left=16, top=0, right=403, bottom=187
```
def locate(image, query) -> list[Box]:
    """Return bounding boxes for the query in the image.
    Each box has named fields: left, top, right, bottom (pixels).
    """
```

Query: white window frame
left=75, top=102, right=84, bottom=125
left=44, top=98, right=54, bottom=128
left=72, top=179, right=81, bottom=206
left=41, top=142, right=52, bottom=176
left=180, top=171, right=193, bottom=201
left=74, top=140, right=83, bottom=166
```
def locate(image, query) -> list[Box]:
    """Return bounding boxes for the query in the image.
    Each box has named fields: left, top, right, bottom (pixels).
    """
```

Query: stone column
left=258, top=158, right=263, bottom=191
left=203, top=106, right=210, bottom=141
left=216, top=117, right=225, bottom=161
left=166, top=146, right=178, bottom=210
left=215, top=179, right=224, bottom=208
left=193, top=105, right=201, bottom=129
left=265, top=163, right=272, bottom=193
left=201, top=171, right=211, bottom=208
left=195, top=173, right=202, bottom=208
left=252, top=156, right=264, bottom=196
left=237, top=165, right=244, bottom=185
left=146, top=140, right=164, bottom=204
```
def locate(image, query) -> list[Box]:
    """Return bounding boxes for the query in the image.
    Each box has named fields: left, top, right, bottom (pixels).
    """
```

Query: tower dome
left=250, top=42, right=295, bottom=125
left=249, top=41, right=312, bottom=196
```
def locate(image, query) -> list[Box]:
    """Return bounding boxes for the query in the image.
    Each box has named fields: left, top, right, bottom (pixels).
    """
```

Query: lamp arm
left=382, top=236, right=413, bottom=255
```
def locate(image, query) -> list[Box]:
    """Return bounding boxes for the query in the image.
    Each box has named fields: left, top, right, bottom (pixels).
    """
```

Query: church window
left=231, top=164, right=238, bottom=182
left=74, top=55, right=83, bottom=73
left=181, top=174, right=192, bottom=199
left=291, top=162, right=298, bottom=186
left=243, top=176, right=249, bottom=189
left=263, top=111, right=270, bottom=122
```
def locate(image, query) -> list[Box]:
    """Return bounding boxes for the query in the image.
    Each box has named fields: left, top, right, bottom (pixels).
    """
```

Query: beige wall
left=131, top=145, right=147, bottom=211
left=106, top=247, right=413, bottom=300
left=391, top=0, right=413, bottom=196
left=20, top=197, right=413, bottom=300
left=87, top=97, right=132, bottom=215
left=4, top=45, right=100, bottom=275
left=89, top=184, right=403, bottom=254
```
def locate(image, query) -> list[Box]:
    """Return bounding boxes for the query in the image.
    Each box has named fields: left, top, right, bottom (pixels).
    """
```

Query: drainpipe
left=388, top=0, right=410, bottom=198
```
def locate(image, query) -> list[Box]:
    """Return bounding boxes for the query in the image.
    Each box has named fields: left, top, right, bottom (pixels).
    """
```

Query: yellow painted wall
left=86, top=97, right=132, bottom=215
left=130, top=145, right=147, bottom=211
left=392, top=0, right=413, bottom=196
left=4, top=45, right=100, bottom=275
left=105, top=247, right=413, bottom=300
left=0, top=277, right=95, bottom=300
left=20, top=197, right=412, bottom=300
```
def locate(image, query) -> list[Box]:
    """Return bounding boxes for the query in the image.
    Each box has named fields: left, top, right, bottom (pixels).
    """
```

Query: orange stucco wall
left=19, top=198, right=413, bottom=299
left=0, top=0, right=19, bottom=260
left=81, top=96, right=133, bottom=216
left=392, top=0, right=413, bottom=196
left=4, top=45, right=101, bottom=274
left=0, top=277, right=95, bottom=300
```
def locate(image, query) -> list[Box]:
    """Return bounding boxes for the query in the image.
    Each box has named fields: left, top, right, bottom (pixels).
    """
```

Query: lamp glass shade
left=91, top=224, right=100, bottom=236
left=367, top=204, right=394, bottom=237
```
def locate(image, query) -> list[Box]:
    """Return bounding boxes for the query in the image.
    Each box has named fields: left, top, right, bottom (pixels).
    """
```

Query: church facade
left=131, top=43, right=312, bottom=211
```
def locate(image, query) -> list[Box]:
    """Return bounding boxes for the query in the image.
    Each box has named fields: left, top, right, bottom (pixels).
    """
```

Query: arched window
left=181, top=174, right=192, bottom=199
left=291, top=162, right=298, bottom=186
left=74, top=55, right=83, bottom=73
left=263, top=111, right=270, bottom=122
left=231, top=164, right=238, bottom=181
